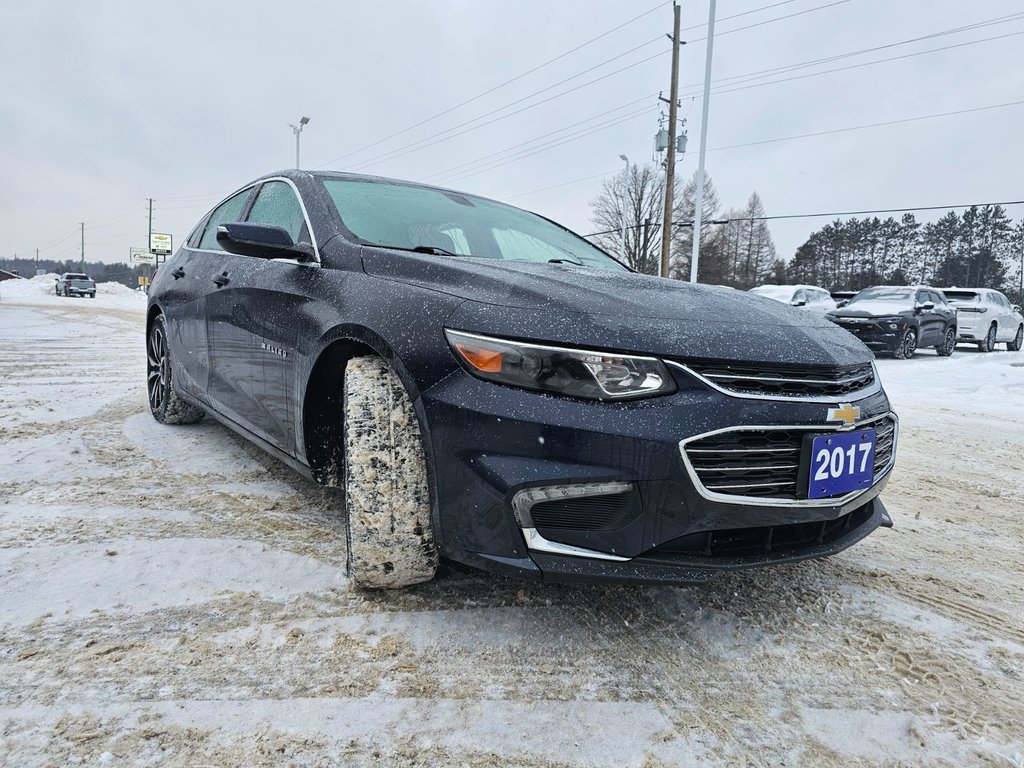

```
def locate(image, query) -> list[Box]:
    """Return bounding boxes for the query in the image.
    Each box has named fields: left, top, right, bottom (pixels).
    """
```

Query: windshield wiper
left=361, top=243, right=464, bottom=258
left=548, top=257, right=583, bottom=266
left=411, top=244, right=461, bottom=257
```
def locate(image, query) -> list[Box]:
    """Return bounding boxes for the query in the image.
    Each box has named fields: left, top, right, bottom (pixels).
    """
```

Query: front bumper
left=420, top=365, right=896, bottom=586
left=828, top=318, right=902, bottom=352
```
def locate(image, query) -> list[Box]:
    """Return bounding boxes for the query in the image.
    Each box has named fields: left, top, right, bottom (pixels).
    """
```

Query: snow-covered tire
left=147, top=314, right=204, bottom=425
left=343, top=356, right=437, bottom=589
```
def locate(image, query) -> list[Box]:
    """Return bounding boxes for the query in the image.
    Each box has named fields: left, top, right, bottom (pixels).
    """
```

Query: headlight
left=444, top=330, right=676, bottom=401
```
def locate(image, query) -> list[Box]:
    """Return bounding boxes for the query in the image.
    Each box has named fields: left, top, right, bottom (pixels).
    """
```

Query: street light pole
left=619, top=154, right=629, bottom=264
left=289, top=116, right=310, bottom=169
left=689, top=0, right=717, bottom=284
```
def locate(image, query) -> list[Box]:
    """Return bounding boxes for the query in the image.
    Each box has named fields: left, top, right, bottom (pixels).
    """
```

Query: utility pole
left=80, top=222, right=85, bottom=269
left=659, top=2, right=682, bottom=279
left=689, top=0, right=718, bottom=284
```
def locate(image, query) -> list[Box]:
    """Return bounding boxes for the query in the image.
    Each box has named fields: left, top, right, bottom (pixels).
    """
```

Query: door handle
left=213, top=272, right=230, bottom=287
left=171, top=267, right=185, bottom=280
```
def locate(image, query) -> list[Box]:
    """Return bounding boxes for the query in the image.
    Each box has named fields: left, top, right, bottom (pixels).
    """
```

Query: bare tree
left=589, top=163, right=673, bottom=275
left=670, top=171, right=724, bottom=281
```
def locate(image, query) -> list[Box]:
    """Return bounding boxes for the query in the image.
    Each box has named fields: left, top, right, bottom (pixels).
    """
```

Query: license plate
left=805, top=429, right=876, bottom=499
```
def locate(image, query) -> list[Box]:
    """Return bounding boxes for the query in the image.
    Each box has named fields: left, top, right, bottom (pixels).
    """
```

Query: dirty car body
left=147, top=170, right=897, bottom=585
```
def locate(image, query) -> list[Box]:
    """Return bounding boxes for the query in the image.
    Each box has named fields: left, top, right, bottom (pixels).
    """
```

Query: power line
left=705, top=99, right=1024, bottom=153
left=693, top=28, right=1024, bottom=99
left=438, top=24, right=1024, bottom=188
left=708, top=10, right=1024, bottom=89
left=419, top=95, right=656, bottom=182
left=342, top=43, right=668, bottom=173
left=426, top=104, right=659, bottom=185
left=332, top=0, right=852, bottom=173
left=317, top=2, right=668, bottom=168
left=583, top=200, right=1024, bottom=237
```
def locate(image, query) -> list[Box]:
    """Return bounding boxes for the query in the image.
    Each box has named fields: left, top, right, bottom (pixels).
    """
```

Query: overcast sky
left=2, top=0, right=1022, bottom=269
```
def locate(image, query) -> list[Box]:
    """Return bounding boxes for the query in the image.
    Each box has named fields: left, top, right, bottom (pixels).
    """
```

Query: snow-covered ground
left=1, top=283, right=1022, bottom=767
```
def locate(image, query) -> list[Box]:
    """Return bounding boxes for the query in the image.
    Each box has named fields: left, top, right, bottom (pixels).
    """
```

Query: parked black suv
left=827, top=286, right=957, bottom=359
left=146, top=170, right=897, bottom=589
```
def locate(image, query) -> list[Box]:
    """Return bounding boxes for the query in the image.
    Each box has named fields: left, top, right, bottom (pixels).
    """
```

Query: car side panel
left=155, top=247, right=216, bottom=401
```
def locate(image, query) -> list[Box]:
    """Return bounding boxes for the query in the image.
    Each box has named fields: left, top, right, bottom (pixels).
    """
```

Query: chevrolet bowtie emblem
left=827, top=403, right=861, bottom=426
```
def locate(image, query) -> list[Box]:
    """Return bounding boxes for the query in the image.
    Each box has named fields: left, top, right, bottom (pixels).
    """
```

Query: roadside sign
left=149, top=232, right=173, bottom=255
left=130, top=248, right=156, bottom=265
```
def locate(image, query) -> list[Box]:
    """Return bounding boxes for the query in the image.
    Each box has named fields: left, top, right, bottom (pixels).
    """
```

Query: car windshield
left=749, top=285, right=796, bottom=301
left=849, top=287, right=913, bottom=303
left=321, top=178, right=627, bottom=270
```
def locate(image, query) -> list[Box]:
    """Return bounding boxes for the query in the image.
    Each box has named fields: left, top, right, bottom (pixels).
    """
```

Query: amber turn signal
left=454, top=342, right=504, bottom=372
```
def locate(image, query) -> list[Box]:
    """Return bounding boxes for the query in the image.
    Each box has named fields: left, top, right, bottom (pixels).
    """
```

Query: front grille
left=683, top=360, right=875, bottom=398
left=648, top=503, right=875, bottom=559
left=531, top=491, right=638, bottom=532
left=683, top=416, right=896, bottom=501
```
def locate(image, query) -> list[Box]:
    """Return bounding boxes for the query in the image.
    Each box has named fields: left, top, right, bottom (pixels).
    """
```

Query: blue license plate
left=807, top=429, right=876, bottom=499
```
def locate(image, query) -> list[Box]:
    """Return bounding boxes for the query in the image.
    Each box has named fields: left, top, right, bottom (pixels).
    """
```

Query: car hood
left=362, top=250, right=872, bottom=366
left=829, top=301, right=911, bottom=317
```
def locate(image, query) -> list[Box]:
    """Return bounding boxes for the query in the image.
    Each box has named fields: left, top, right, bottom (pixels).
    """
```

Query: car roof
left=255, top=168, right=514, bottom=211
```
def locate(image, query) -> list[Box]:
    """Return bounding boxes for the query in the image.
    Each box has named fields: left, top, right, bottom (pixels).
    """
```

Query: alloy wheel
left=1013, top=326, right=1023, bottom=351
left=942, top=328, right=955, bottom=356
left=986, top=324, right=997, bottom=351
left=901, top=329, right=917, bottom=358
left=147, top=325, right=168, bottom=412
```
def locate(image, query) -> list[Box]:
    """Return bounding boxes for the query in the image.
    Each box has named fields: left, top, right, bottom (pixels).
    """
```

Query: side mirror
left=791, top=299, right=807, bottom=307
left=1014, top=305, right=1022, bottom=314
left=836, top=299, right=849, bottom=308
left=216, top=222, right=315, bottom=261
left=917, top=301, right=935, bottom=312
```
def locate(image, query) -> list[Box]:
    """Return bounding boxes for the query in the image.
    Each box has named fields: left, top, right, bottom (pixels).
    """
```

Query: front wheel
left=147, top=315, right=204, bottom=424
left=343, top=356, right=437, bottom=589
left=935, top=326, right=956, bottom=357
left=978, top=324, right=997, bottom=353
left=893, top=328, right=917, bottom=359
left=1009, top=325, right=1024, bottom=352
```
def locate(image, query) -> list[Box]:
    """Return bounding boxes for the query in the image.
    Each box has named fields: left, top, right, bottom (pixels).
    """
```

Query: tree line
left=788, top=207, right=1024, bottom=303
left=589, top=165, right=783, bottom=289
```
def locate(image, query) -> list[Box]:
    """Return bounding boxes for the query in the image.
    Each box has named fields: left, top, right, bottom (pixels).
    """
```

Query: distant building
left=0, top=268, right=25, bottom=282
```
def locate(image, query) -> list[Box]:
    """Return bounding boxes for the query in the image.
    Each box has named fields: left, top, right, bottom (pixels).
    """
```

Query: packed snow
left=1, top=291, right=1022, bottom=767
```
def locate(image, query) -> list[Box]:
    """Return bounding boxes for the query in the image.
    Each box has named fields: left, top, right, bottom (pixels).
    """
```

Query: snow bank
left=0, top=273, right=146, bottom=312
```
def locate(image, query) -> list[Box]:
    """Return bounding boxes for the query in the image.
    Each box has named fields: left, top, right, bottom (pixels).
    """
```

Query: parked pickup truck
left=56, top=273, right=96, bottom=298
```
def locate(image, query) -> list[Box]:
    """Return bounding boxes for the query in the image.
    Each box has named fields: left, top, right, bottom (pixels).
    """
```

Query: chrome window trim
left=665, top=359, right=882, bottom=404
left=678, top=412, right=899, bottom=508
left=188, top=177, right=322, bottom=265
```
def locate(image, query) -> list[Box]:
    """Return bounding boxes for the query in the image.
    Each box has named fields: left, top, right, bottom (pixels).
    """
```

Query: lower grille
left=649, top=503, right=876, bottom=559
left=530, top=491, right=637, bottom=532
left=683, top=415, right=897, bottom=501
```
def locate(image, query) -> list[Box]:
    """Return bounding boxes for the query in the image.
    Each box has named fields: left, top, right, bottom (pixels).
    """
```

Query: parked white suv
left=749, top=284, right=837, bottom=313
left=941, top=288, right=1023, bottom=352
